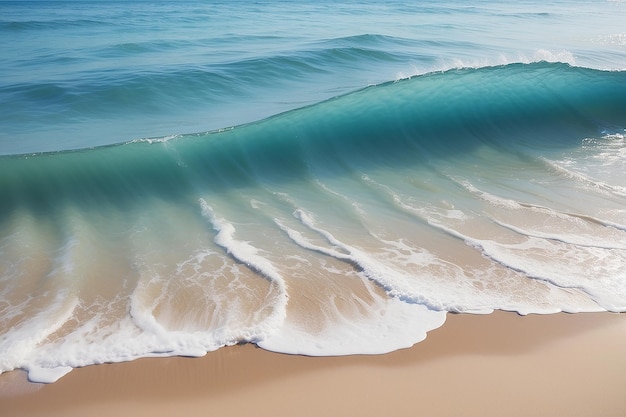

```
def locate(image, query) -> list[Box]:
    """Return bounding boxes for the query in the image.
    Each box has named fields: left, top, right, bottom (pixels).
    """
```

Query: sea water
left=1, top=0, right=625, bottom=383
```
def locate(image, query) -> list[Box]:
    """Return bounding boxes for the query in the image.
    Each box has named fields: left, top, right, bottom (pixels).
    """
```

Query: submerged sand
left=1, top=311, right=625, bottom=417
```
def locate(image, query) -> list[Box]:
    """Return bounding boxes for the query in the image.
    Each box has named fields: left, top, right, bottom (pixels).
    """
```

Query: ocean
left=1, top=0, right=625, bottom=383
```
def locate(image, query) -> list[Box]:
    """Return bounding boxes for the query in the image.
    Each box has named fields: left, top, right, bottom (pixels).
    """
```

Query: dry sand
left=1, top=311, right=625, bottom=417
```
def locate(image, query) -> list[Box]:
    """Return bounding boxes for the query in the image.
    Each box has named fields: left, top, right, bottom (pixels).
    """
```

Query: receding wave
left=1, top=62, right=625, bottom=383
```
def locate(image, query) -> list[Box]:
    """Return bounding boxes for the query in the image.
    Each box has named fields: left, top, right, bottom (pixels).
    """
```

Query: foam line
left=199, top=198, right=288, bottom=342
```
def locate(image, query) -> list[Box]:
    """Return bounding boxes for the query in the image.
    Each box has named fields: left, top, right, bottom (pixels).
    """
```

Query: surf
left=1, top=62, right=625, bottom=383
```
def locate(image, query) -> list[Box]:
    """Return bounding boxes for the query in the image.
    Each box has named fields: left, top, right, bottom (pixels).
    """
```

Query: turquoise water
left=1, top=0, right=626, bottom=383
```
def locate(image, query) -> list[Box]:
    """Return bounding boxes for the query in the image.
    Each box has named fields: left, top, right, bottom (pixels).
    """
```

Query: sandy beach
left=1, top=311, right=625, bottom=417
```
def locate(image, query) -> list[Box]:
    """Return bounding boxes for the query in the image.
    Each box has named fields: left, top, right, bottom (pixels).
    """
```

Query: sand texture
left=1, top=311, right=625, bottom=417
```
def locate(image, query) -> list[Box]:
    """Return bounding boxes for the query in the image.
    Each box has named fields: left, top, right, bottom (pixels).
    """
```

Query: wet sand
left=1, top=311, right=625, bottom=417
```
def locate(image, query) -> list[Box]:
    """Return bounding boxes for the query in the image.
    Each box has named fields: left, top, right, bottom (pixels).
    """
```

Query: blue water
left=2, top=0, right=626, bottom=154
left=1, top=0, right=626, bottom=383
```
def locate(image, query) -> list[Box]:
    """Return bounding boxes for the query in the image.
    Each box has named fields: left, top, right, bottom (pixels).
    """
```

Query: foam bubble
left=259, top=298, right=446, bottom=356
left=26, top=366, right=73, bottom=384
left=199, top=199, right=288, bottom=341
left=395, top=49, right=578, bottom=81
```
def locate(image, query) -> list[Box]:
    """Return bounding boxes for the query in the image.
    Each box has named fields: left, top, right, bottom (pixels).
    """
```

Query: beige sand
left=1, top=311, right=625, bottom=417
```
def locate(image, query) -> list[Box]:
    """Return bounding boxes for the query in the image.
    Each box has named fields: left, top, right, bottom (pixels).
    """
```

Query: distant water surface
left=1, top=0, right=626, bottom=154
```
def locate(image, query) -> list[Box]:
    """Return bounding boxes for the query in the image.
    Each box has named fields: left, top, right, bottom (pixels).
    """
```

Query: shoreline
left=1, top=311, right=625, bottom=417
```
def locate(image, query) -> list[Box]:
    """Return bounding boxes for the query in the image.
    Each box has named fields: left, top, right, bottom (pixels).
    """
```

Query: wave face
left=1, top=62, right=626, bottom=382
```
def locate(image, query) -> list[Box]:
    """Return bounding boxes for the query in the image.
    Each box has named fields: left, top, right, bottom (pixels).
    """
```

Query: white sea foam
left=278, top=205, right=578, bottom=316
left=22, top=309, right=207, bottom=384
left=259, top=216, right=448, bottom=355
left=455, top=175, right=626, bottom=233
left=477, top=238, right=626, bottom=311
left=539, top=157, right=626, bottom=197
left=0, top=290, right=79, bottom=383
left=288, top=209, right=444, bottom=309
left=493, top=219, right=626, bottom=250
left=199, top=198, right=288, bottom=342
left=129, top=134, right=182, bottom=144
left=453, top=178, right=523, bottom=209
left=259, top=296, right=446, bottom=356
left=595, top=32, right=626, bottom=46
left=396, top=49, right=578, bottom=81
left=359, top=174, right=612, bottom=313
left=413, top=207, right=625, bottom=312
